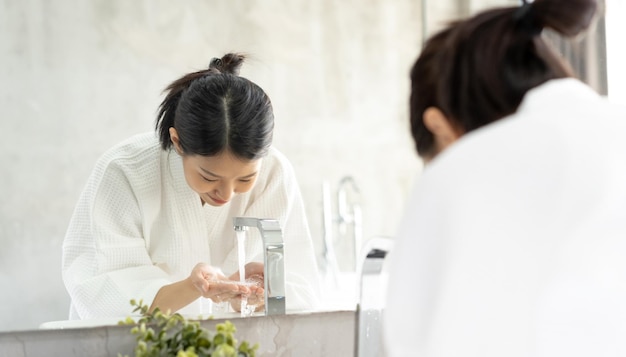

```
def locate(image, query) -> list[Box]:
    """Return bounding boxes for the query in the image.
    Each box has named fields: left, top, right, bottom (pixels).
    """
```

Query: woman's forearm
left=149, top=277, right=201, bottom=314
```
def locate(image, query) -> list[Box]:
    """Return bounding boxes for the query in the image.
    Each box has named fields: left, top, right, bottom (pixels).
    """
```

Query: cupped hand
left=189, top=263, right=253, bottom=303
left=229, top=262, right=266, bottom=310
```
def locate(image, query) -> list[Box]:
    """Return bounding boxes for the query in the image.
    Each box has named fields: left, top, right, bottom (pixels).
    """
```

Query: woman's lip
left=209, top=196, right=228, bottom=204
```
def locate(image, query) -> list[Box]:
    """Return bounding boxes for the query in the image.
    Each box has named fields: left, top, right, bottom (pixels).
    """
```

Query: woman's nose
left=216, top=182, right=234, bottom=200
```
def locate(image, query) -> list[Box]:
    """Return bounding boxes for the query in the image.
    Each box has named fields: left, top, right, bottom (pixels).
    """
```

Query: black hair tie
left=209, top=57, right=223, bottom=69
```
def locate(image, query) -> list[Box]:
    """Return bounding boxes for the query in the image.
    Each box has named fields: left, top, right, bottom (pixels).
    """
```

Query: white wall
left=0, top=0, right=426, bottom=331
left=606, top=0, right=626, bottom=103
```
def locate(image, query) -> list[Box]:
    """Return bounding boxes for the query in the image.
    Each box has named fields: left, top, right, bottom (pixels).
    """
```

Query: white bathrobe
left=384, top=79, right=626, bottom=356
left=62, top=133, right=321, bottom=319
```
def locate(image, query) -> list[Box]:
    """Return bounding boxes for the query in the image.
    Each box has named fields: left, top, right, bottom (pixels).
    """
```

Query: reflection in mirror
left=0, top=0, right=428, bottom=332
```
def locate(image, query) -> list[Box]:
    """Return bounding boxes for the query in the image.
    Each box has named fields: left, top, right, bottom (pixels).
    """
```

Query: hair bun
left=533, top=0, right=597, bottom=37
left=208, top=53, right=245, bottom=76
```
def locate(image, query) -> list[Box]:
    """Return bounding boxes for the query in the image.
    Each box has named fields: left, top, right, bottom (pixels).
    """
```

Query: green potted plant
left=119, top=299, right=259, bottom=357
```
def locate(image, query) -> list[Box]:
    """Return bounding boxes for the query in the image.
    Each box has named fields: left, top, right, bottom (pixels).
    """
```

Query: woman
left=62, top=53, right=321, bottom=319
left=385, top=0, right=626, bottom=356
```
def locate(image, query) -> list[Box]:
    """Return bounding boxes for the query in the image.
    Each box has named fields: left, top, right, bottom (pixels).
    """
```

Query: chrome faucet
left=233, top=217, right=286, bottom=315
left=320, top=176, right=363, bottom=283
left=356, top=237, right=394, bottom=357
left=336, top=176, right=362, bottom=272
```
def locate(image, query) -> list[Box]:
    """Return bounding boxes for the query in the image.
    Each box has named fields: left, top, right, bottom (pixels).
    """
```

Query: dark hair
left=156, top=53, right=274, bottom=160
left=410, top=0, right=598, bottom=158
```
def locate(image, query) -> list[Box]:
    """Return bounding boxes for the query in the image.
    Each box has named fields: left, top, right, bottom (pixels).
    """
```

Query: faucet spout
left=233, top=217, right=286, bottom=315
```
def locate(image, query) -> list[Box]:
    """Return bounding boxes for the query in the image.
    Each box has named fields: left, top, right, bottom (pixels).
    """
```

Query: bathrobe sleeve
left=62, top=156, right=171, bottom=319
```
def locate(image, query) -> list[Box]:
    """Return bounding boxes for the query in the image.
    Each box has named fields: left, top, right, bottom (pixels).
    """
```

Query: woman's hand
left=189, top=263, right=252, bottom=303
left=229, top=262, right=265, bottom=311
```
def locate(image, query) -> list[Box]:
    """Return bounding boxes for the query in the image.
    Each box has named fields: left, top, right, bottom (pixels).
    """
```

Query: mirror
left=0, top=0, right=425, bottom=332
left=2, top=0, right=612, bottom=333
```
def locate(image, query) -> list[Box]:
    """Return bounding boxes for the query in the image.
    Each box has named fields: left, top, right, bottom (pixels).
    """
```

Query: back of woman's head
left=156, top=53, right=274, bottom=160
left=410, top=0, right=598, bottom=158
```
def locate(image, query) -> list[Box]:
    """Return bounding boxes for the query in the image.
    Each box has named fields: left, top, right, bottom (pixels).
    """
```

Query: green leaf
left=212, top=344, right=237, bottom=357
left=119, top=300, right=259, bottom=357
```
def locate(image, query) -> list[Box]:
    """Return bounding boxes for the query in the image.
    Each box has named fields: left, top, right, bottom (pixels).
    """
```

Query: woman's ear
left=169, top=127, right=184, bottom=155
left=423, top=107, right=462, bottom=154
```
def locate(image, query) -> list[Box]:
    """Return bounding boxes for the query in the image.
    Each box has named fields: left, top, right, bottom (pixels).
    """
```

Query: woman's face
left=169, top=127, right=261, bottom=206
left=180, top=150, right=262, bottom=207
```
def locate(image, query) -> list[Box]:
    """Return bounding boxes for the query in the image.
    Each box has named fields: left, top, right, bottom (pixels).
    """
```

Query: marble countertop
left=1, top=310, right=356, bottom=357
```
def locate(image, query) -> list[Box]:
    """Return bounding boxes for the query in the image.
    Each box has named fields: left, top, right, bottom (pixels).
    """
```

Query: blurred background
left=0, top=0, right=622, bottom=331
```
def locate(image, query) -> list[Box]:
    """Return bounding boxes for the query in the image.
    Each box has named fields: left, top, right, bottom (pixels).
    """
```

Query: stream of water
left=236, top=230, right=255, bottom=317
